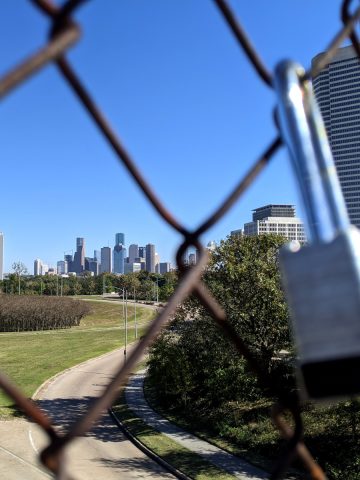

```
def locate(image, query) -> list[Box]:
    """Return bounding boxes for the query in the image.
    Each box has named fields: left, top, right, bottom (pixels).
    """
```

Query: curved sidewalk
left=125, top=372, right=269, bottom=480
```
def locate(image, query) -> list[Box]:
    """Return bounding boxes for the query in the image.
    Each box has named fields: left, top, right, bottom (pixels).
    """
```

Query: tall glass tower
left=115, top=233, right=125, bottom=246
left=312, top=45, right=360, bottom=227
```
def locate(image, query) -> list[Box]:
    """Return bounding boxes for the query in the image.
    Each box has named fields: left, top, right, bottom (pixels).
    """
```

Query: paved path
left=32, top=349, right=175, bottom=480
left=0, top=349, right=175, bottom=480
left=125, top=372, right=269, bottom=480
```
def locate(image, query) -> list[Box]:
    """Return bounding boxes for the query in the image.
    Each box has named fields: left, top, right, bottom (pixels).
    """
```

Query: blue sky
left=0, top=1, right=349, bottom=272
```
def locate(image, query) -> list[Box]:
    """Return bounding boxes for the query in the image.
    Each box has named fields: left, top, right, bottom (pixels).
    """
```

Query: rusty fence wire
left=1, top=0, right=360, bottom=478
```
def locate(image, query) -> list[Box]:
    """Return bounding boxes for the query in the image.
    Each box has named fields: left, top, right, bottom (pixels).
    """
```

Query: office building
left=41, top=263, right=49, bottom=275
left=124, top=262, right=142, bottom=274
left=243, top=204, right=306, bottom=242
left=34, top=258, right=42, bottom=276
left=73, top=237, right=85, bottom=274
left=145, top=243, right=156, bottom=273
left=155, top=252, right=160, bottom=271
left=230, top=228, right=243, bottom=237
left=134, top=257, right=146, bottom=270
left=57, top=260, right=67, bottom=275
left=113, top=244, right=126, bottom=274
left=138, top=246, right=146, bottom=259
left=0, top=233, right=3, bottom=281
left=100, top=247, right=112, bottom=273
left=85, top=257, right=99, bottom=276
left=312, top=45, right=360, bottom=227
left=252, top=205, right=296, bottom=221
left=128, top=244, right=139, bottom=263
left=94, top=250, right=101, bottom=263
left=159, top=262, right=171, bottom=274
left=64, top=254, right=73, bottom=273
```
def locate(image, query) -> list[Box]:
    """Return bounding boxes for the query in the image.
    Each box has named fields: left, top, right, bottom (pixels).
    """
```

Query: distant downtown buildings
left=33, top=233, right=172, bottom=277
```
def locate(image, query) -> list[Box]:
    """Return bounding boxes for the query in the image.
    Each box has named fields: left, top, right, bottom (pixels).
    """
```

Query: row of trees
left=0, top=270, right=177, bottom=301
left=0, top=296, right=91, bottom=331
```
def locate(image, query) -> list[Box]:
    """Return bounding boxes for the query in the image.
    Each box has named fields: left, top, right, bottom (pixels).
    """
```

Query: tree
left=205, top=234, right=291, bottom=370
left=148, top=234, right=293, bottom=413
left=12, top=261, right=28, bottom=295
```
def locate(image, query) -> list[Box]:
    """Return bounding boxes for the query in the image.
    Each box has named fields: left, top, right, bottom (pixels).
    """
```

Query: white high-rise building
left=312, top=45, right=360, bottom=227
left=0, top=233, right=3, bottom=280
left=41, top=263, right=49, bottom=275
left=243, top=205, right=306, bottom=243
left=34, top=258, right=42, bottom=276
left=57, top=260, right=68, bottom=275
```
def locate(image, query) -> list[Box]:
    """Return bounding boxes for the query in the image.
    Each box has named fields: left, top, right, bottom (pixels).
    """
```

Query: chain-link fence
left=1, top=1, right=360, bottom=478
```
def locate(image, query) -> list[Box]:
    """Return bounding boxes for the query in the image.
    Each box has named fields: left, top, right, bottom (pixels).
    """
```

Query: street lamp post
left=134, top=287, right=137, bottom=339
left=124, top=289, right=128, bottom=365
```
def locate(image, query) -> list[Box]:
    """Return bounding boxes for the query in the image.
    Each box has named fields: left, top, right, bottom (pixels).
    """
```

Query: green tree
left=205, top=234, right=291, bottom=371
left=148, top=234, right=292, bottom=413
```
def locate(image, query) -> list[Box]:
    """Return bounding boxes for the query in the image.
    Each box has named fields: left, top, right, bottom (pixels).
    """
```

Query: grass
left=0, top=298, right=155, bottom=418
left=113, top=394, right=238, bottom=480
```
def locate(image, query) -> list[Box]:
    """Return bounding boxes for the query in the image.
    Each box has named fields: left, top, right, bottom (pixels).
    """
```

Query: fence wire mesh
left=1, top=0, right=360, bottom=478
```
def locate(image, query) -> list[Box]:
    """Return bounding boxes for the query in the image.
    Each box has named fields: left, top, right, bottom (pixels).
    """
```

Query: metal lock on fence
left=274, top=61, right=360, bottom=400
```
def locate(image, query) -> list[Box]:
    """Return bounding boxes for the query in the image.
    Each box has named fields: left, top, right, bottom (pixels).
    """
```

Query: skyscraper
left=312, top=45, right=360, bottom=227
left=113, top=244, right=126, bottom=274
left=64, top=254, right=73, bottom=273
left=73, top=237, right=85, bottom=274
left=34, top=258, right=42, bottom=276
left=0, top=233, right=3, bottom=281
left=57, top=260, right=67, bottom=275
left=85, top=257, right=99, bottom=275
left=128, top=244, right=139, bottom=263
left=145, top=243, right=156, bottom=273
left=115, top=233, right=125, bottom=246
left=100, top=247, right=112, bottom=273
left=159, top=262, right=171, bottom=274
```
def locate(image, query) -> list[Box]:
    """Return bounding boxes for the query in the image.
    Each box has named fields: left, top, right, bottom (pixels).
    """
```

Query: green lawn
left=0, top=299, right=155, bottom=418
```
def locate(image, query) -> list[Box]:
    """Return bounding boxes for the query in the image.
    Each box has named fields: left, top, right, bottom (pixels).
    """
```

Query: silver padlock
left=274, top=61, right=360, bottom=400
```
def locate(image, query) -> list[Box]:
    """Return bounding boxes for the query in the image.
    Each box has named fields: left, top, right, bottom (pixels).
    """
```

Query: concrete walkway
left=125, top=372, right=269, bottom=480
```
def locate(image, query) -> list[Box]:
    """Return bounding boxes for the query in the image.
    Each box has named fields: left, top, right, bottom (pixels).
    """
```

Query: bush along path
left=118, top=370, right=269, bottom=480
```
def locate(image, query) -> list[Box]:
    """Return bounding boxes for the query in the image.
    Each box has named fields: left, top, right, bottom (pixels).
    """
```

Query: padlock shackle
left=274, top=61, right=349, bottom=244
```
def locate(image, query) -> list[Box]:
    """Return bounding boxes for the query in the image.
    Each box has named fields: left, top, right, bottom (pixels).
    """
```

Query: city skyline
left=1, top=2, right=350, bottom=274
left=30, top=233, right=170, bottom=276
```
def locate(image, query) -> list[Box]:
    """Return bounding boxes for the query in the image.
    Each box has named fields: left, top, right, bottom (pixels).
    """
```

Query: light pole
left=134, top=287, right=137, bottom=339
left=124, top=289, right=128, bottom=365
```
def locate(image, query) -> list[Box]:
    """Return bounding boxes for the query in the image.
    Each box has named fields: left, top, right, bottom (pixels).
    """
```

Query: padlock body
left=280, top=226, right=360, bottom=399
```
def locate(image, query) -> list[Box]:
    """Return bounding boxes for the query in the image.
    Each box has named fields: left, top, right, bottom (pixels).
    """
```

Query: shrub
left=0, top=296, right=91, bottom=331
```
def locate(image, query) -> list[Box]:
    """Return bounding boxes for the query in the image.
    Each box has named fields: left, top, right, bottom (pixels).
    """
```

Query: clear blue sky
left=0, top=1, right=348, bottom=272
